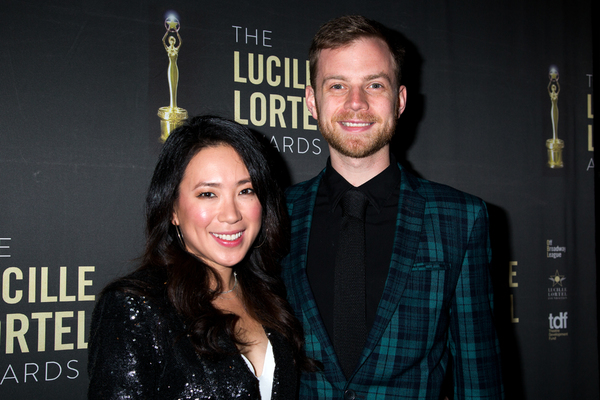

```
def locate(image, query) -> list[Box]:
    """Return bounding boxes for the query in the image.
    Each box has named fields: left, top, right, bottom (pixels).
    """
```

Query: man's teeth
left=341, top=122, right=372, bottom=127
left=213, top=232, right=242, bottom=241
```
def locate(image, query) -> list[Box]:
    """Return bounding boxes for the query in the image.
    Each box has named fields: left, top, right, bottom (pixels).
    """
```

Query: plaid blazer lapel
left=285, top=170, right=348, bottom=390
left=361, top=165, right=426, bottom=360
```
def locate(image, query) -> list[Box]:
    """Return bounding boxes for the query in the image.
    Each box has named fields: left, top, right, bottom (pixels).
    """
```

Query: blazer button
left=344, top=389, right=356, bottom=400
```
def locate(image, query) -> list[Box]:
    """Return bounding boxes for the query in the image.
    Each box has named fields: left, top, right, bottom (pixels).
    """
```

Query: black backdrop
left=0, top=1, right=596, bottom=399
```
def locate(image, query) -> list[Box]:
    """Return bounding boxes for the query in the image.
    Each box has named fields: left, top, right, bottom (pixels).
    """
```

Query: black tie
left=333, top=188, right=369, bottom=379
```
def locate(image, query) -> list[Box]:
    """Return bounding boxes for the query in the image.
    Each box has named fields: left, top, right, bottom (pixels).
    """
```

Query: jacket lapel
left=286, top=171, right=348, bottom=389
left=360, top=165, right=426, bottom=359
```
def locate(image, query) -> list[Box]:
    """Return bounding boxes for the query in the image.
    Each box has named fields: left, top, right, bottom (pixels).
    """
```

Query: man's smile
left=340, top=121, right=374, bottom=127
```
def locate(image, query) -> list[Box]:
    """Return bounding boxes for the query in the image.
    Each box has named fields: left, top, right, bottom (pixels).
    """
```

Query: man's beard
left=318, top=110, right=397, bottom=159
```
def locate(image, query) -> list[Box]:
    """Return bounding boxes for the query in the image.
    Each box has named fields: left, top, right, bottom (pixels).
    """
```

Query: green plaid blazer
left=281, top=165, right=504, bottom=400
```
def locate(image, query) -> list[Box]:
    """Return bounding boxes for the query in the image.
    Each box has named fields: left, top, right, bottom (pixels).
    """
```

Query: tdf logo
left=548, top=312, right=568, bottom=329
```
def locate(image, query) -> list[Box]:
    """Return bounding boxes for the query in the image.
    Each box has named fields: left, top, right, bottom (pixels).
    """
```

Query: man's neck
left=329, top=146, right=391, bottom=187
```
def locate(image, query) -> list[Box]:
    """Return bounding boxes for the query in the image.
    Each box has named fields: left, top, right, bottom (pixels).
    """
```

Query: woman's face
left=172, top=144, right=263, bottom=272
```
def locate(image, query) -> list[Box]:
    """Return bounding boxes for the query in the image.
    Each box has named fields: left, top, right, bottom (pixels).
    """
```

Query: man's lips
left=340, top=121, right=375, bottom=127
left=333, top=112, right=380, bottom=128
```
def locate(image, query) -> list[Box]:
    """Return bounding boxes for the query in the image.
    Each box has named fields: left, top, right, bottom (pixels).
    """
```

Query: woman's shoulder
left=88, top=268, right=184, bottom=399
left=94, top=267, right=171, bottom=322
left=103, top=266, right=167, bottom=297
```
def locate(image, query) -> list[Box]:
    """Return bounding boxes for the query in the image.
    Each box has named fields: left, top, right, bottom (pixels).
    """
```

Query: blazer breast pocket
left=410, top=262, right=449, bottom=272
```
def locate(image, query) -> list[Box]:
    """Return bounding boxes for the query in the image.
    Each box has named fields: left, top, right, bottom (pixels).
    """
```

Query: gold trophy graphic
left=546, top=66, right=564, bottom=168
left=157, top=14, right=188, bottom=142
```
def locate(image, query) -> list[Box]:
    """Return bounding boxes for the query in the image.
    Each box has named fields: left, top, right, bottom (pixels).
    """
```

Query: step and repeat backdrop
left=0, top=0, right=596, bottom=399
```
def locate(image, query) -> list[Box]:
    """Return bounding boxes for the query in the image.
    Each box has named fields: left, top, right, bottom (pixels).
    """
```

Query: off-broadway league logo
left=546, top=239, right=566, bottom=259
left=548, top=312, right=568, bottom=340
left=548, top=270, right=567, bottom=300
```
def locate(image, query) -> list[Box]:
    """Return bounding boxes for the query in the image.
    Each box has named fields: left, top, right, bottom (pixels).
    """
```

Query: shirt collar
left=323, top=154, right=401, bottom=213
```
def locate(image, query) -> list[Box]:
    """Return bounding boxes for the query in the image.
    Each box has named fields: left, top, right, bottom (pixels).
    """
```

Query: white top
left=240, top=339, right=275, bottom=400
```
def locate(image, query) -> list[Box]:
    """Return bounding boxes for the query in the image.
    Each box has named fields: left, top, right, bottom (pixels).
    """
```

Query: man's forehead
left=321, top=37, right=391, bottom=57
left=315, top=38, right=397, bottom=84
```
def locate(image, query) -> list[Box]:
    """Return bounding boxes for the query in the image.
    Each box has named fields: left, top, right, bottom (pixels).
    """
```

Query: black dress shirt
left=306, top=155, right=402, bottom=344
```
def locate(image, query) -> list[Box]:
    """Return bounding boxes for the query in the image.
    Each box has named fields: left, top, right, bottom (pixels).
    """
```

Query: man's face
left=306, top=37, right=407, bottom=159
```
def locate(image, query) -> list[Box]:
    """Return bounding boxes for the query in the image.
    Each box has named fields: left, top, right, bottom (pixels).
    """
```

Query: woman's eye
left=198, top=192, right=215, bottom=198
left=240, top=188, right=255, bottom=195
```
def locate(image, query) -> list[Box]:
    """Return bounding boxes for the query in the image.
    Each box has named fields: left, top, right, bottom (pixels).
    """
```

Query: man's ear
left=306, top=85, right=318, bottom=120
left=397, top=85, right=407, bottom=116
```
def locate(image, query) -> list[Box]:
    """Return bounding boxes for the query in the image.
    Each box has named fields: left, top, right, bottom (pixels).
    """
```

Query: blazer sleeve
left=87, top=289, right=163, bottom=400
left=449, top=201, right=504, bottom=399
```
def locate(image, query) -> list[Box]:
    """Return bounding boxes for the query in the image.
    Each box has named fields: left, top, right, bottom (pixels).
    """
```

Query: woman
left=88, top=116, right=312, bottom=399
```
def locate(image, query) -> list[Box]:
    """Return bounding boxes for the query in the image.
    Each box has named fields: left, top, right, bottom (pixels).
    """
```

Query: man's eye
left=370, top=83, right=383, bottom=89
left=331, top=84, right=344, bottom=90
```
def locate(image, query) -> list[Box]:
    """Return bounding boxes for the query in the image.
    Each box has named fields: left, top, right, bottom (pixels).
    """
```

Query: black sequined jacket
left=87, top=269, right=298, bottom=399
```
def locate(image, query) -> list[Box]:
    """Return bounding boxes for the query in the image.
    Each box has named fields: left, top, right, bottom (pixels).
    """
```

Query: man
left=281, top=15, right=504, bottom=399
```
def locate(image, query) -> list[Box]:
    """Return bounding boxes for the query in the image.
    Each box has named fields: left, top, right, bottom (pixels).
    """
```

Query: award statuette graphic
left=158, top=14, right=188, bottom=142
left=546, top=66, right=564, bottom=168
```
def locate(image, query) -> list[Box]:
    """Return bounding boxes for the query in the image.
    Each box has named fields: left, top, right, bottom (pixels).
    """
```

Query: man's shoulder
left=402, top=166, right=486, bottom=208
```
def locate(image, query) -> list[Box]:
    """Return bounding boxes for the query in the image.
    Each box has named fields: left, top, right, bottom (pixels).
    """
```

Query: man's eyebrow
left=365, top=72, right=392, bottom=82
left=321, top=72, right=392, bottom=83
left=321, top=75, right=346, bottom=83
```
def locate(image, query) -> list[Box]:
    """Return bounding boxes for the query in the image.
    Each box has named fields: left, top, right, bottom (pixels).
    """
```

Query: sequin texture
left=87, top=270, right=298, bottom=399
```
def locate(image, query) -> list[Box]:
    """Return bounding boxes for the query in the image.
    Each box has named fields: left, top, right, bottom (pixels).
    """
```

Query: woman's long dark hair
left=122, top=115, right=311, bottom=370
